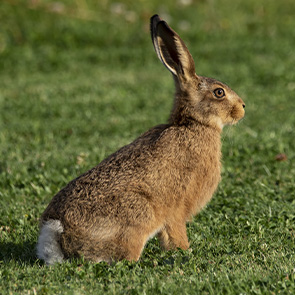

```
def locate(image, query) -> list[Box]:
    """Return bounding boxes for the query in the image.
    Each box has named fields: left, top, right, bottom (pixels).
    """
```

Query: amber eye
left=213, top=88, right=225, bottom=99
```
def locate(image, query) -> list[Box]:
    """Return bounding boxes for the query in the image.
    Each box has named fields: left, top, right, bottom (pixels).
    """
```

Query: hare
left=37, top=14, right=245, bottom=265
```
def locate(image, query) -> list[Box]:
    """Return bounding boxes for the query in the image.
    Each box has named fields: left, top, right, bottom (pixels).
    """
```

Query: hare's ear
left=150, top=14, right=195, bottom=78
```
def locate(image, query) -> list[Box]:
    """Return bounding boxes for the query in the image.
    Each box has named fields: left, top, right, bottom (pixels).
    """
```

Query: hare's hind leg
left=118, top=223, right=165, bottom=261
left=157, top=222, right=189, bottom=251
left=37, top=220, right=64, bottom=265
left=59, top=226, right=149, bottom=263
left=93, top=229, right=149, bottom=262
left=118, top=231, right=148, bottom=261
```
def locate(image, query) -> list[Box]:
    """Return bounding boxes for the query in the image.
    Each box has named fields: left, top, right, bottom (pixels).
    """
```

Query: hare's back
left=41, top=124, right=171, bottom=222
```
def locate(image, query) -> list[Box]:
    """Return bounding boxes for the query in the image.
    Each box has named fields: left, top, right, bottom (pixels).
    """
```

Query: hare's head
left=150, top=15, right=245, bottom=131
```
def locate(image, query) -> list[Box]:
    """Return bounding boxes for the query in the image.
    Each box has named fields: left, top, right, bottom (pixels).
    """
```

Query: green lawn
left=0, top=0, right=295, bottom=294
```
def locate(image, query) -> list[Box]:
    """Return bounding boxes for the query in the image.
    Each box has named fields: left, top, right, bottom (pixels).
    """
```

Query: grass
left=0, top=0, right=295, bottom=294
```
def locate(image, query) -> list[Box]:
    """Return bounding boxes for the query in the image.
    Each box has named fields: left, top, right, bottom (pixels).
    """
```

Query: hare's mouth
left=226, top=115, right=243, bottom=126
left=229, top=118, right=239, bottom=125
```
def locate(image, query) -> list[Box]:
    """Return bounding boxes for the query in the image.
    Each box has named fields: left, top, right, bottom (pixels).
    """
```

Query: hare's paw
left=157, top=222, right=189, bottom=251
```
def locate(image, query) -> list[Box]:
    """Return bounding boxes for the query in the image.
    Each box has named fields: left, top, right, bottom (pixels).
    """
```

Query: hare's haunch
left=37, top=15, right=245, bottom=264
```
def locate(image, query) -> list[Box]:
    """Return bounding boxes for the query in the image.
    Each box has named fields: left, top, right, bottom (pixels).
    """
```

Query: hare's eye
left=213, top=88, right=225, bottom=99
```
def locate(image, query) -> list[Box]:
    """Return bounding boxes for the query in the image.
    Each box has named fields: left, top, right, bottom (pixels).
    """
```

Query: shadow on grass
left=0, top=238, right=192, bottom=268
left=0, top=241, right=39, bottom=265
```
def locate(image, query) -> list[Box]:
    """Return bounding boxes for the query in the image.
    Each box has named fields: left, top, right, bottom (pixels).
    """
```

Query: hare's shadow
left=0, top=238, right=191, bottom=267
left=0, top=241, right=38, bottom=265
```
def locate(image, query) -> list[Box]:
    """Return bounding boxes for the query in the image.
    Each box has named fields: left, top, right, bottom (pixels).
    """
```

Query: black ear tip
left=151, top=14, right=159, bottom=20
left=150, top=14, right=161, bottom=40
left=150, top=14, right=162, bottom=25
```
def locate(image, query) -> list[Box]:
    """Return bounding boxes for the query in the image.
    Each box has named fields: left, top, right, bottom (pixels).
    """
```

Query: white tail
left=37, top=220, right=64, bottom=265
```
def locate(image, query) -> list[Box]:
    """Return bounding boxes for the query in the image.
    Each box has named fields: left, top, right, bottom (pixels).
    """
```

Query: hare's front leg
left=157, top=222, right=189, bottom=251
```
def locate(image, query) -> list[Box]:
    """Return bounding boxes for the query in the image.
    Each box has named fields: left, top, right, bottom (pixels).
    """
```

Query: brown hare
left=37, top=14, right=245, bottom=265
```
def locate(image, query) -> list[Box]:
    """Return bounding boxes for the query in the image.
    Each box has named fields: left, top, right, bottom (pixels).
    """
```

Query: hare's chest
left=186, top=154, right=221, bottom=215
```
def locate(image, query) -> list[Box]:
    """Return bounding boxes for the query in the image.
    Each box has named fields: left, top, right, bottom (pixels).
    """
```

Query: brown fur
left=38, top=14, right=245, bottom=263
